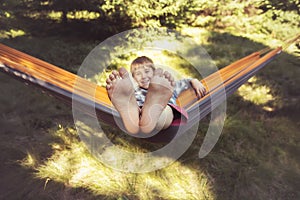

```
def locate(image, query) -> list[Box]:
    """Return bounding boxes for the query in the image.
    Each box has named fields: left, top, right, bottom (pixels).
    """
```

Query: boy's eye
left=134, top=72, right=141, bottom=76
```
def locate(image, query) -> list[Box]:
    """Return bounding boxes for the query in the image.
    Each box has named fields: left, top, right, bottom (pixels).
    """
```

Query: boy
left=106, top=56, right=206, bottom=135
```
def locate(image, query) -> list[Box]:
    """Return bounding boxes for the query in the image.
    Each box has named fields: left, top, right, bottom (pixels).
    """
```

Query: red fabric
left=168, top=104, right=188, bottom=126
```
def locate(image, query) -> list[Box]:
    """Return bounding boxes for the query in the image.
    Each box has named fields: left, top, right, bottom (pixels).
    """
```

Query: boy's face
left=132, top=65, right=154, bottom=89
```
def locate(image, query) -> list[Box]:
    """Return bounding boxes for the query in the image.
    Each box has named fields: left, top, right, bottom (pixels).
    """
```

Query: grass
left=0, top=6, right=299, bottom=200
left=20, top=125, right=213, bottom=199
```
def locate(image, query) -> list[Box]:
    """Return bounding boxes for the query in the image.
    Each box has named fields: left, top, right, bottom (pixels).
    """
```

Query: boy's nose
left=141, top=72, right=146, bottom=78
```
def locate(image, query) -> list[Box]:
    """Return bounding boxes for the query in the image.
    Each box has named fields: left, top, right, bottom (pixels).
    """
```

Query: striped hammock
left=0, top=36, right=297, bottom=142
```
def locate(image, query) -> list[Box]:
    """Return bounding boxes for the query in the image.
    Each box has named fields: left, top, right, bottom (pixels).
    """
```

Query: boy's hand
left=190, top=79, right=206, bottom=98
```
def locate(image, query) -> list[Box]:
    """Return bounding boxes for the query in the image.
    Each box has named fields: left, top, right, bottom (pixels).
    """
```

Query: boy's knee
left=155, top=106, right=174, bottom=131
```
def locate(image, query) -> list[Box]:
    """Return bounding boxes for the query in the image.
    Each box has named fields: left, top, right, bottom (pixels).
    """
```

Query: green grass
left=20, top=126, right=214, bottom=200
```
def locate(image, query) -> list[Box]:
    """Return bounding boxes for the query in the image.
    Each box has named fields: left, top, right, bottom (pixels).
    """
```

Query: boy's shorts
left=168, top=104, right=188, bottom=126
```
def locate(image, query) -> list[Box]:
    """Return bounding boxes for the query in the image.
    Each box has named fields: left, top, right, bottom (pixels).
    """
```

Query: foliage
left=1, top=0, right=299, bottom=40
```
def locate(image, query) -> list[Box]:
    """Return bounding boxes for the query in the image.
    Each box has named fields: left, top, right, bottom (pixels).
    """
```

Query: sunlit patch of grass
left=222, top=12, right=300, bottom=55
left=25, top=12, right=42, bottom=19
left=242, top=33, right=283, bottom=48
left=28, top=125, right=214, bottom=199
left=40, top=1, right=50, bottom=6
left=4, top=11, right=11, bottom=18
left=180, top=27, right=211, bottom=45
left=0, top=29, right=26, bottom=39
left=237, top=77, right=274, bottom=106
left=20, top=152, right=39, bottom=169
left=27, top=10, right=100, bottom=21
left=47, top=11, right=62, bottom=21
left=67, top=11, right=100, bottom=21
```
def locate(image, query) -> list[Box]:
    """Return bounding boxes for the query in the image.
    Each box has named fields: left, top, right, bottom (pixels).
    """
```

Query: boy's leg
left=139, top=68, right=175, bottom=134
left=106, top=68, right=140, bottom=134
left=155, top=105, right=174, bottom=131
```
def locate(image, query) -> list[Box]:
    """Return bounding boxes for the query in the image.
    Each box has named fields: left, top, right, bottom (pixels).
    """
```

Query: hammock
left=0, top=36, right=297, bottom=142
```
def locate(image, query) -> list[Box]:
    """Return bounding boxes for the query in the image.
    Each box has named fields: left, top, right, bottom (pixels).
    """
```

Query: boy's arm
left=173, top=78, right=206, bottom=99
left=190, top=79, right=206, bottom=98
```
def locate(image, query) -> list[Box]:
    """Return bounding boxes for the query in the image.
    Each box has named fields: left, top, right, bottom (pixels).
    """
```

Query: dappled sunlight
left=237, top=77, right=274, bottom=108
left=180, top=27, right=211, bottom=45
left=47, top=11, right=62, bottom=21
left=20, top=152, right=39, bottom=169
left=40, top=1, right=50, bottom=6
left=87, top=28, right=219, bottom=87
left=20, top=125, right=214, bottom=199
left=24, top=12, right=42, bottom=19
left=214, top=6, right=300, bottom=51
left=25, top=10, right=100, bottom=22
left=90, top=47, right=204, bottom=87
left=243, top=33, right=282, bottom=48
left=47, top=10, right=101, bottom=21
left=67, top=11, right=100, bottom=21
left=3, top=11, right=11, bottom=18
left=0, top=29, right=26, bottom=39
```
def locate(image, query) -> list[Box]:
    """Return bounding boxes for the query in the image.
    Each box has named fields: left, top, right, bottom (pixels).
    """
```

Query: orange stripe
left=177, top=52, right=261, bottom=108
left=184, top=47, right=282, bottom=111
left=0, top=44, right=113, bottom=108
left=0, top=43, right=281, bottom=115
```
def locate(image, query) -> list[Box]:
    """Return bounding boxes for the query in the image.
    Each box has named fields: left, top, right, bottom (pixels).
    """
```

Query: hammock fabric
left=0, top=40, right=293, bottom=142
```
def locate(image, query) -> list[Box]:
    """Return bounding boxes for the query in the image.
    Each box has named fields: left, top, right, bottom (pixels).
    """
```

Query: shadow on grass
left=0, top=28, right=299, bottom=200
left=181, top=32, right=300, bottom=199
left=0, top=73, right=103, bottom=199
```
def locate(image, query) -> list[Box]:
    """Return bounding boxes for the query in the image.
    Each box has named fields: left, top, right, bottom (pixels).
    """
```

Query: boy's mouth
left=141, top=79, right=150, bottom=84
left=140, top=80, right=150, bottom=88
left=141, top=80, right=149, bottom=84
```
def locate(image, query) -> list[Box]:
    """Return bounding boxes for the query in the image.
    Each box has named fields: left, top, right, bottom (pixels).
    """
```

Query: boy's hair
left=130, top=56, right=155, bottom=73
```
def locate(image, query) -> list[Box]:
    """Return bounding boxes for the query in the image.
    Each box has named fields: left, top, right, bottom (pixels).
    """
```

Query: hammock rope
left=0, top=35, right=298, bottom=142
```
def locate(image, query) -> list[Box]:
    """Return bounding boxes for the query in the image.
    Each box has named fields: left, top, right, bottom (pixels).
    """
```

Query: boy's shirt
left=134, top=78, right=192, bottom=107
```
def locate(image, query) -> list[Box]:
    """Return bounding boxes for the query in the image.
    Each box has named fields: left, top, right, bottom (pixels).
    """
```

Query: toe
left=112, top=70, right=120, bottom=79
left=106, top=83, right=111, bottom=90
left=119, top=67, right=129, bottom=78
left=154, top=68, right=163, bottom=76
left=171, top=80, right=176, bottom=87
left=106, top=77, right=112, bottom=84
left=109, top=73, right=116, bottom=81
left=163, top=71, right=170, bottom=78
left=112, top=70, right=118, bottom=76
left=170, top=76, right=174, bottom=82
left=164, top=71, right=174, bottom=81
left=163, top=71, right=175, bottom=86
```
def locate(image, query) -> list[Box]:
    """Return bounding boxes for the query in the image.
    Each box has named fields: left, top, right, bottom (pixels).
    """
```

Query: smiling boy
left=106, top=56, right=206, bottom=135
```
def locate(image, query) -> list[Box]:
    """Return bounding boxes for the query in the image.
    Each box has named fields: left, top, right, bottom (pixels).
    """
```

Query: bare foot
left=106, top=68, right=140, bottom=134
left=139, top=68, right=175, bottom=133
